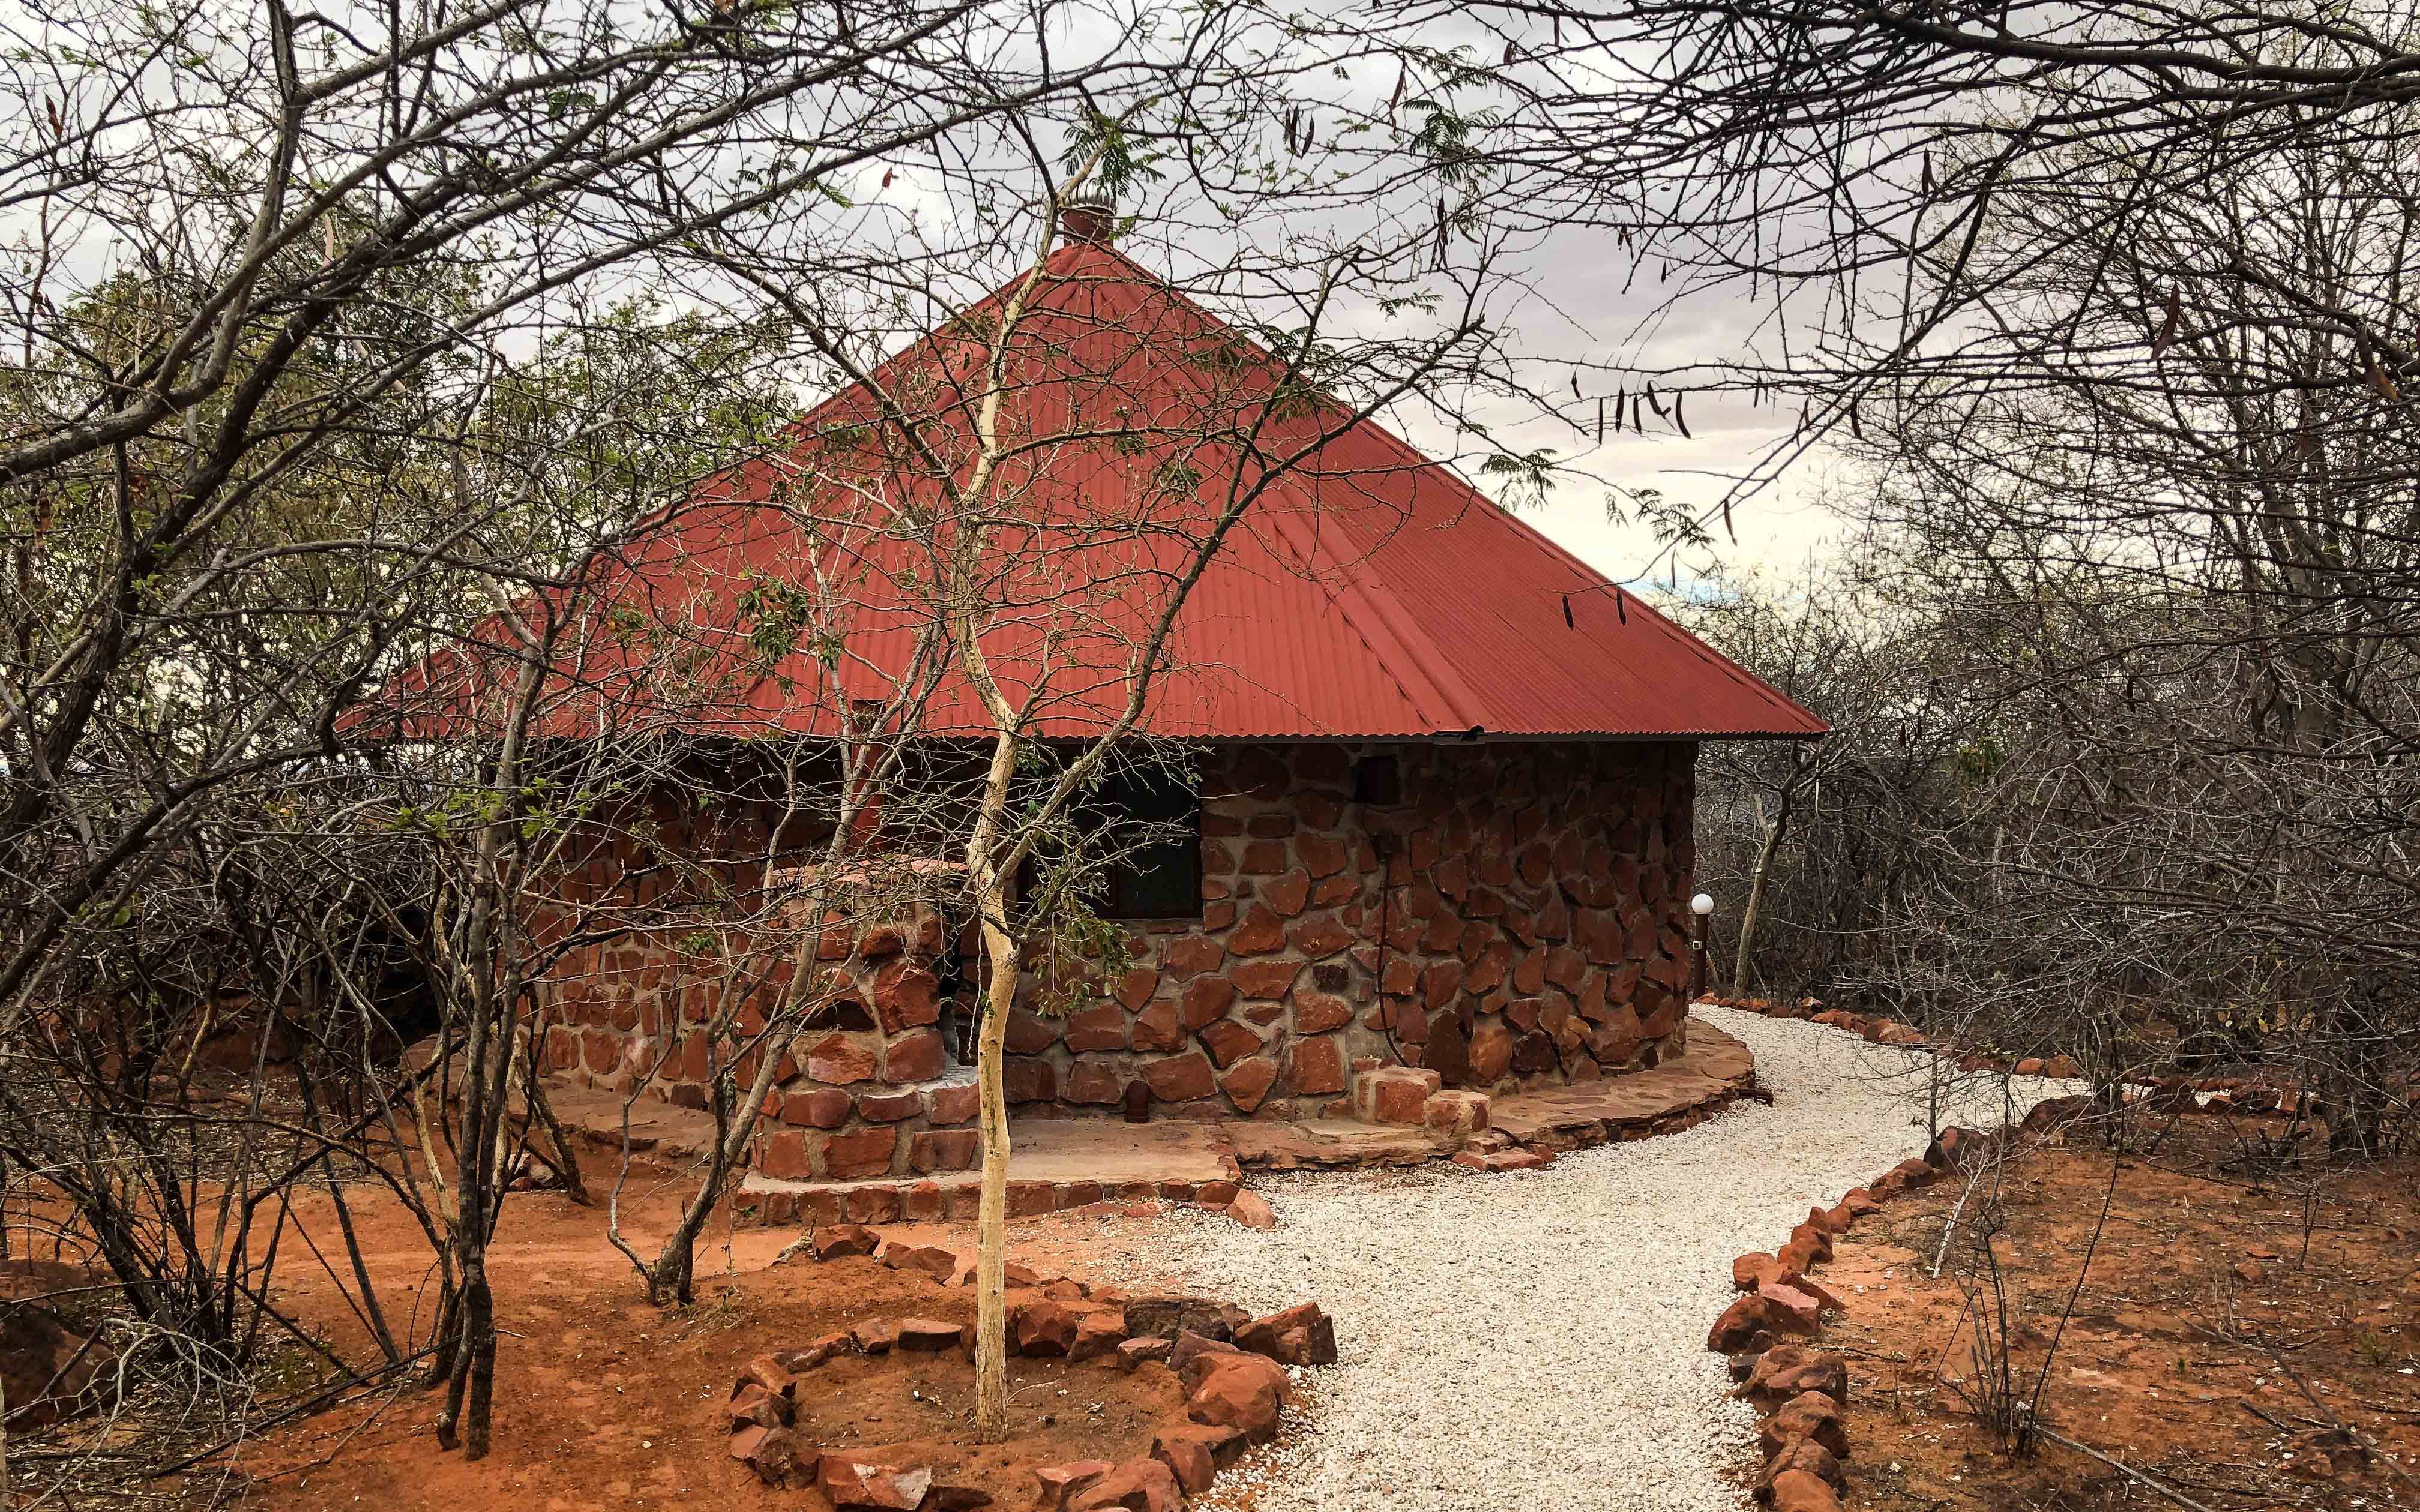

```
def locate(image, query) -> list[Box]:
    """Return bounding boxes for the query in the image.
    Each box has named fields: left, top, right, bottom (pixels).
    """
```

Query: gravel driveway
left=1113, top=1004, right=2063, bottom=1512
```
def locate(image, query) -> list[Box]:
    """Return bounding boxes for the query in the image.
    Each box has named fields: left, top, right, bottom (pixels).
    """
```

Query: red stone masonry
left=998, top=739, right=1697, bottom=1120
left=535, top=738, right=1699, bottom=1173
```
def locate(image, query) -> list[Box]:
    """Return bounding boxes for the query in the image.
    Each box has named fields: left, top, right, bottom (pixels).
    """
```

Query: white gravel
left=1109, top=1005, right=2074, bottom=1512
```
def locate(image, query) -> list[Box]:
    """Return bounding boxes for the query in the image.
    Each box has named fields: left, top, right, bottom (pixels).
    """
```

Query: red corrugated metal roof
left=375, top=242, right=1825, bottom=743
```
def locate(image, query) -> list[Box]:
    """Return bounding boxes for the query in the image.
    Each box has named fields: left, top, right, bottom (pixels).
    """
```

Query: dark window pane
left=1096, top=767, right=1200, bottom=919
left=1353, top=754, right=1401, bottom=806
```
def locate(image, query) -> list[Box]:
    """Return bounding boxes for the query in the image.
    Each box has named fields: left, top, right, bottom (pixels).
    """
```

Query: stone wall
left=533, top=739, right=1697, bottom=1178
left=996, top=739, right=1697, bottom=1120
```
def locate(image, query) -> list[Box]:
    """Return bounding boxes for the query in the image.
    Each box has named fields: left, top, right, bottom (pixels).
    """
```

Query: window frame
left=1091, top=767, right=1204, bottom=921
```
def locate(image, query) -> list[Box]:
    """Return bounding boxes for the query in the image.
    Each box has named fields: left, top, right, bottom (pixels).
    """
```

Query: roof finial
left=1058, top=184, right=1118, bottom=247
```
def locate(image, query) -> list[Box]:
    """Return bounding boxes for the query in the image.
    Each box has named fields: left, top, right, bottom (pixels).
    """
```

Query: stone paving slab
left=1226, top=1118, right=1446, bottom=1171
left=1484, top=1022, right=1758, bottom=1150
left=735, top=1118, right=1238, bottom=1226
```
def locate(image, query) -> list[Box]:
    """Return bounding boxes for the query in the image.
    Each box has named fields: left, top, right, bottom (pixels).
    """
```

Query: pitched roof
left=378, top=241, right=1825, bottom=744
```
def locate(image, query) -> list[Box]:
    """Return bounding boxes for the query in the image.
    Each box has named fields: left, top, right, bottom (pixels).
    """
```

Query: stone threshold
left=540, top=1020, right=1758, bottom=1225
left=736, top=1119, right=1242, bottom=1227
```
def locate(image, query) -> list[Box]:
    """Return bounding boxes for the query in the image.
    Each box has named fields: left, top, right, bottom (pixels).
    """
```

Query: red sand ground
left=1802, top=1118, right=2420, bottom=1512
left=200, top=1161, right=1221, bottom=1512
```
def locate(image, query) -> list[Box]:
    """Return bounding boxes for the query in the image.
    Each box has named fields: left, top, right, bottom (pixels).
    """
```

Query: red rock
left=1467, top=1021, right=1514, bottom=1082
left=1064, top=1060, right=1123, bottom=1105
left=1149, top=918, right=1229, bottom=971
left=881, top=1028, right=946, bottom=1082
left=732, top=1426, right=809, bottom=1486
left=1012, top=1298, right=1123, bottom=1358
left=896, top=1317, right=964, bottom=1351
left=2011, top=1057, right=2046, bottom=1076
left=1765, top=1469, right=1843, bottom=1512
left=1733, top=1253, right=1784, bottom=1291
left=1152, top=1423, right=1242, bottom=1493
left=1005, top=1009, right=1061, bottom=1053
left=1116, top=967, right=1161, bottom=1011
left=1742, top=1346, right=1850, bottom=1403
left=1184, top=1352, right=1291, bottom=1441
left=1261, top=868, right=1311, bottom=915
left=1759, top=1436, right=1845, bottom=1495
left=852, top=1317, right=901, bottom=1354
left=811, top=1223, right=879, bottom=1259
left=780, top=1087, right=853, bottom=1128
left=1870, top=1157, right=1937, bottom=1196
left=870, top=962, right=941, bottom=1033
left=1035, top=1462, right=1115, bottom=1512
left=1293, top=993, right=1353, bottom=1033
left=817, top=1454, right=933, bottom=1510
left=1199, top=1018, right=1264, bottom=1069
left=1117, top=1336, right=1173, bottom=1370
left=775, top=1331, right=852, bottom=1372
left=1928, top=1125, right=1990, bottom=1169
left=1229, top=904, right=1286, bottom=953
left=1131, top=1000, right=1185, bottom=1052
left=1063, top=1003, right=1129, bottom=1052
left=1235, top=1302, right=1337, bottom=1366
left=1229, top=959, right=1301, bottom=998
left=855, top=1088, right=922, bottom=1123
left=911, top=1129, right=981, bottom=1172
left=1289, top=1035, right=1347, bottom=1094
left=1072, top=1307, right=1128, bottom=1362
left=1423, top=1088, right=1489, bottom=1137
left=804, top=1033, right=878, bottom=1084
left=823, top=1125, right=898, bottom=1180
left=1221, top=1056, right=1278, bottom=1114
left=1290, top=914, right=1355, bottom=958
left=1708, top=1294, right=1778, bottom=1353
left=1179, top=976, right=1237, bottom=1029
left=729, top=1381, right=789, bottom=1429
left=1142, top=1051, right=1217, bottom=1102
left=876, top=1240, right=962, bottom=1282
left=1759, top=1391, right=1849, bottom=1459
left=1227, top=1190, right=1277, bottom=1229
left=1790, top=1222, right=1834, bottom=1264
left=1297, top=832, right=1350, bottom=877
left=1068, top=1458, right=1182, bottom=1512
left=1757, top=1279, right=1823, bottom=1334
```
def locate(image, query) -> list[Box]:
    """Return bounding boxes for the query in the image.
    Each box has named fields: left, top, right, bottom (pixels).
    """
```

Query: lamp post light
left=1688, top=892, right=1715, bottom=1000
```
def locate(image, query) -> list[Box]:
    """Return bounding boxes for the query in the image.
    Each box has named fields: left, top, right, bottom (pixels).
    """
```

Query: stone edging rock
left=1698, top=995, right=2362, bottom=1118
left=733, top=1226, right=1333, bottom=1510
left=1699, top=1120, right=2022, bottom=1512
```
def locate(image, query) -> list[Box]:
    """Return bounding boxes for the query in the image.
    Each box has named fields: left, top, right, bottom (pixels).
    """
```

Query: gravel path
left=1110, top=1005, right=2068, bottom=1512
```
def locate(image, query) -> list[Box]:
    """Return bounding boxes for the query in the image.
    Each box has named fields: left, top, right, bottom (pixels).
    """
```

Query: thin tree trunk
left=1733, top=799, right=1792, bottom=994
left=971, top=890, right=1020, bottom=1442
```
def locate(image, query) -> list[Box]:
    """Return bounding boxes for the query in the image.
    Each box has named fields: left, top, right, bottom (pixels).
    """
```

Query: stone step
left=736, top=1118, right=1238, bottom=1227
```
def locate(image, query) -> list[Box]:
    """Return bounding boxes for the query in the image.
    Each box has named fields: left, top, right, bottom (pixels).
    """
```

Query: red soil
left=193, top=1165, right=1209, bottom=1511
left=1807, top=1118, right=2420, bottom=1511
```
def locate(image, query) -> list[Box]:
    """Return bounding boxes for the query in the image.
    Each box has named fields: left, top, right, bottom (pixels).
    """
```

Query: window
left=1353, top=754, right=1403, bottom=806
left=1095, top=767, right=1202, bottom=919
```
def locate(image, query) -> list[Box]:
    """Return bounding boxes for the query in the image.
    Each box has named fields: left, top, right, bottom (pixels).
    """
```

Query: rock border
left=1698, top=1091, right=2072, bottom=1512
left=1699, top=994, right=2416, bottom=1119
left=735, top=1229, right=1335, bottom=1510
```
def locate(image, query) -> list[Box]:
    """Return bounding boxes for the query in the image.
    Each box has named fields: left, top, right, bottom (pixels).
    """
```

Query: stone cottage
left=388, top=212, right=1825, bottom=1185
